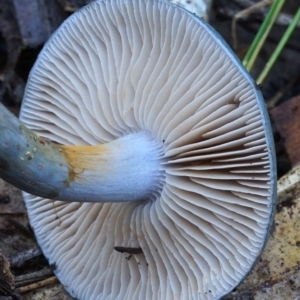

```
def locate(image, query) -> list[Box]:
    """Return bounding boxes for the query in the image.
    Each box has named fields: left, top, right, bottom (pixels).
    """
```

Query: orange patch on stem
left=58, top=144, right=111, bottom=186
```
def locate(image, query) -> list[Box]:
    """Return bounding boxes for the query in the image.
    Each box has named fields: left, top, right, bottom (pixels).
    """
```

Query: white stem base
left=60, top=132, right=165, bottom=202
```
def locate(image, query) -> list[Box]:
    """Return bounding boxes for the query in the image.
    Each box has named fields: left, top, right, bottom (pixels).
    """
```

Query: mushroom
left=0, top=0, right=276, bottom=299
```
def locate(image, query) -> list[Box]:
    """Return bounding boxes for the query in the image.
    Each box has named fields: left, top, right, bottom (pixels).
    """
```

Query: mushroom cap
left=20, top=0, right=276, bottom=299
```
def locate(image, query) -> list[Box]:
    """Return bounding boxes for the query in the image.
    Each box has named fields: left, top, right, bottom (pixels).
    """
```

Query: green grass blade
left=242, top=0, right=286, bottom=71
left=257, top=6, right=300, bottom=84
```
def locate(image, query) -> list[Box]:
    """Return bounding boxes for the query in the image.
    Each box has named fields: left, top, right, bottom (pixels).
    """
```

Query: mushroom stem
left=0, top=103, right=164, bottom=202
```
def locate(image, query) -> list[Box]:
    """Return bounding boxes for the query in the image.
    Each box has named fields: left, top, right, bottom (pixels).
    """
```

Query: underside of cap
left=20, top=0, right=276, bottom=299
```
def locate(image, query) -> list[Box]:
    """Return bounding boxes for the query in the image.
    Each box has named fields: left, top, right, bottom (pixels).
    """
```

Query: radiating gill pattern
left=20, top=0, right=274, bottom=299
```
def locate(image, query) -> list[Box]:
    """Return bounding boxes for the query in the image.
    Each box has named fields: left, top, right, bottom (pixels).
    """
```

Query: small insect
left=114, top=246, right=143, bottom=254
left=255, top=82, right=263, bottom=90
left=50, top=262, right=57, bottom=271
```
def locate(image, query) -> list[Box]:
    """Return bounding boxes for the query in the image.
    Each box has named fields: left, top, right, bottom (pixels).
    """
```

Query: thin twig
left=219, top=1, right=298, bottom=28
left=0, top=211, right=27, bottom=216
left=14, top=267, right=53, bottom=287
left=267, top=75, right=300, bottom=109
left=232, top=0, right=272, bottom=50
left=233, top=0, right=256, bottom=9
left=8, top=247, right=42, bottom=268
left=16, top=276, right=58, bottom=294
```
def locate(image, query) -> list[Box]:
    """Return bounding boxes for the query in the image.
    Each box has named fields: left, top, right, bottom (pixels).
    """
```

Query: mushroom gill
left=20, top=0, right=276, bottom=299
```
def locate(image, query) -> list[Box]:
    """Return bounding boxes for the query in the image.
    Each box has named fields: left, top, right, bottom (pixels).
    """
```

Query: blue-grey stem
left=0, top=103, right=163, bottom=202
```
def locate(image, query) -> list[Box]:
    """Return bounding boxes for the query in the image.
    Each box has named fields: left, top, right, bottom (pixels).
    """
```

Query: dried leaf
left=271, top=95, right=300, bottom=166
